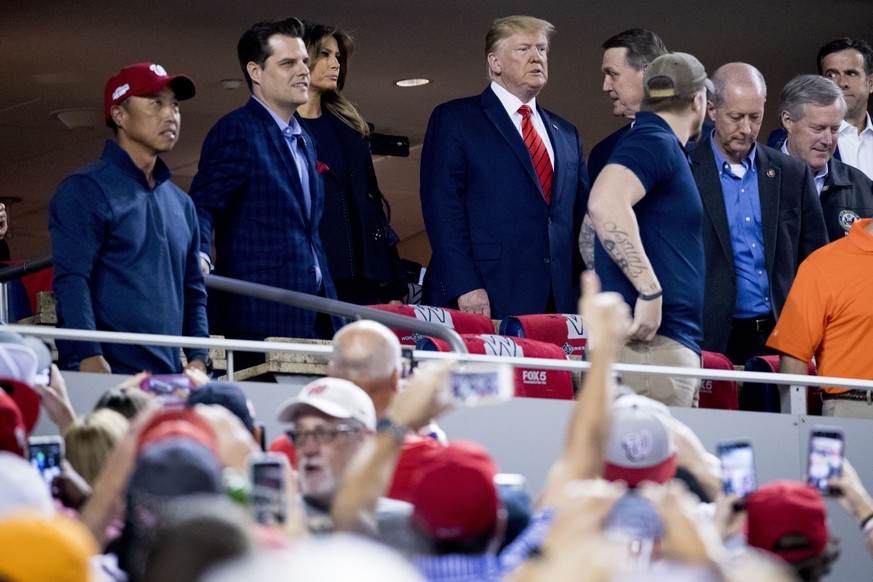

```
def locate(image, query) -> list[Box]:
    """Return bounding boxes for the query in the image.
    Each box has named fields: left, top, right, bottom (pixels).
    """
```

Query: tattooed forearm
left=579, top=214, right=596, bottom=270
left=601, top=221, right=648, bottom=279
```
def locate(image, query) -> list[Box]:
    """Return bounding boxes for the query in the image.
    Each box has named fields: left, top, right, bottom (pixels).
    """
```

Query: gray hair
left=779, top=74, right=846, bottom=122
left=710, top=62, right=767, bottom=107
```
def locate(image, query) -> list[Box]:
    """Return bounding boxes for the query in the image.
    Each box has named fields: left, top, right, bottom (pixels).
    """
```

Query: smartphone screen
left=28, top=437, right=64, bottom=486
left=807, top=427, right=844, bottom=495
left=140, top=374, right=195, bottom=406
left=448, top=365, right=513, bottom=406
left=717, top=440, right=757, bottom=497
left=251, top=457, right=286, bottom=525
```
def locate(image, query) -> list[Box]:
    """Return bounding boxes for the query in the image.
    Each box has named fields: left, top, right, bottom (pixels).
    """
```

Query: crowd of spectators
left=3, top=270, right=873, bottom=581
left=3, top=9, right=873, bottom=582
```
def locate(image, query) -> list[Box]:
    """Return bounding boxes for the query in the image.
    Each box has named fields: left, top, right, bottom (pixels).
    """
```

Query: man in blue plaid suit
left=191, top=17, right=340, bottom=347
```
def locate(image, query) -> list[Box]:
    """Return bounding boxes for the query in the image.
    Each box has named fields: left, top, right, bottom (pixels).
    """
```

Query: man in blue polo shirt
left=589, top=53, right=710, bottom=407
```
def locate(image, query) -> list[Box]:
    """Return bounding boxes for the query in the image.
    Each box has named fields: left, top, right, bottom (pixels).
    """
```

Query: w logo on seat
left=564, top=315, right=586, bottom=339
left=479, top=335, right=524, bottom=357
left=412, top=306, right=455, bottom=328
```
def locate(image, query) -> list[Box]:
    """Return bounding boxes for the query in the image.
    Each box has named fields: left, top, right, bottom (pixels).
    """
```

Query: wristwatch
left=376, top=418, right=409, bottom=446
left=190, top=354, right=214, bottom=375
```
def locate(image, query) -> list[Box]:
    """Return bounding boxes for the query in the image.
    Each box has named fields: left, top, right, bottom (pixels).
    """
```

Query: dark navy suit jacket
left=190, top=98, right=339, bottom=340
left=420, top=87, right=590, bottom=319
left=690, top=141, right=828, bottom=353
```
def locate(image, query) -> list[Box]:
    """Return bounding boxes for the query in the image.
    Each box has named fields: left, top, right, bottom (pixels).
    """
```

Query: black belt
left=732, top=315, right=775, bottom=334
left=821, top=390, right=873, bottom=403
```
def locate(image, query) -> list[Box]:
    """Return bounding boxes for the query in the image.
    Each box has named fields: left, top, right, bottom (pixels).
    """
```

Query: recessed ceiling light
left=219, top=79, right=243, bottom=90
left=50, top=108, right=103, bottom=130
left=394, top=78, right=430, bottom=87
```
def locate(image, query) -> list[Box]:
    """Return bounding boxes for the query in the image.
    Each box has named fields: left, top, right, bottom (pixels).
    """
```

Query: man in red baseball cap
left=746, top=480, right=840, bottom=581
left=48, top=63, right=211, bottom=376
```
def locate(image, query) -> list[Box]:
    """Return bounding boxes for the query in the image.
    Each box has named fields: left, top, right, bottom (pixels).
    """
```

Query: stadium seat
left=498, top=313, right=587, bottom=358
left=741, top=355, right=818, bottom=414
left=417, top=334, right=574, bottom=400
left=698, top=351, right=739, bottom=410
left=365, top=304, right=494, bottom=346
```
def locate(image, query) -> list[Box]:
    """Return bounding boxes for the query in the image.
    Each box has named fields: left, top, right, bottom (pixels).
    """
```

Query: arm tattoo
left=601, top=222, right=648, bottom=280
left=579, top=214, right=596, bottom=270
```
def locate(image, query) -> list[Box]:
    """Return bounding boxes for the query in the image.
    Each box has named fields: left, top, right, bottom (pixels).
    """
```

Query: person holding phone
left=745, top=480, right=840, bottom=581
left=829, top=458, right=873, bottom=558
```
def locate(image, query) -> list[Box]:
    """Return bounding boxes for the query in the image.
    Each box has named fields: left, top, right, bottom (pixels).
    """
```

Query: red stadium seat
left=698, top=351, right=738, bottom=410
left=365, top=304, right=494, bottom=346
left=417, top=334, right=574, bottom=400
left=499, top=313, right=587, bottom=358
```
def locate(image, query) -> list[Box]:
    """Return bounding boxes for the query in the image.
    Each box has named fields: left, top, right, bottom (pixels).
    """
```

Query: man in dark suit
left=691, top=63, right=828, bottom=365
left=420, top=15, right=589, bottom=320
left=580, top=29, right=669, bottom=270
left=190, top=17, right=339, bottom=345
left=587, top=29, right=669, bottom=183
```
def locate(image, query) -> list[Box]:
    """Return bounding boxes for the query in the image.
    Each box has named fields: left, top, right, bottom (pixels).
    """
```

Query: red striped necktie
left=518, top=104, right=553, bottom=205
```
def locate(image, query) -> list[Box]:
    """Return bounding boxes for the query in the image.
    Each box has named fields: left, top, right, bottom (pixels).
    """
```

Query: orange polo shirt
left=767, top=218, right=873, bottom=393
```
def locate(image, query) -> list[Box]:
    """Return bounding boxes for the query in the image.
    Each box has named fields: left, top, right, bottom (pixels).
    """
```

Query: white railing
left=10, top=324, right=873, bottom=415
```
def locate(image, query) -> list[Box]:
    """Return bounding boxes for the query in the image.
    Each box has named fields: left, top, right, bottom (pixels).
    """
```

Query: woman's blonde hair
left=64, top=408, right=129, bottom=485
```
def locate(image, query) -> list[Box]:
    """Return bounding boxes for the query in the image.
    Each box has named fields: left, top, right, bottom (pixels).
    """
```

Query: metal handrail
left=11, top=323, right=873, bottom=392
left=12, top=323, right=873, bottom=414
left=203, top=274, right=468, bottom=354
left=0, top=256, right=53, bottom=283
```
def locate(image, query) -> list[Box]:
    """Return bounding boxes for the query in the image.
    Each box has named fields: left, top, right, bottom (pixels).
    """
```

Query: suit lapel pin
left=767, top=168, right=776, bottom=178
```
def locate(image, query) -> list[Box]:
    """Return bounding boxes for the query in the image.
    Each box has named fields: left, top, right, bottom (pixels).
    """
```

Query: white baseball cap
left=276, top=378, right=376, bottom=431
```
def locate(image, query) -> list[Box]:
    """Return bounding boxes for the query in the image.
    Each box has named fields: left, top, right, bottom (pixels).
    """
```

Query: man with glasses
left=276, top=377, right=418, bottom=548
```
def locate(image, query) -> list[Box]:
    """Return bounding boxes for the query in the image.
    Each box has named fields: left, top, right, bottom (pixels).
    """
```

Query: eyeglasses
left=286, top=424, right=360, bottom=446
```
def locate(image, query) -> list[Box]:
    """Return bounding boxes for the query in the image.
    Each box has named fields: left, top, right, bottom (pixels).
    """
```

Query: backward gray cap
left=645, top=52, right=714, bottom=99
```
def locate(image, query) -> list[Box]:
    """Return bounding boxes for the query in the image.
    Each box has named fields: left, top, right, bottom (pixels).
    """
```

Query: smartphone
left=256, top=422, right=267, bottom=452
left=400, top=347, right=417, bottom=379
left=447, top=365, right=514, bottom=406
left=34, top=365, right=51, bottom=387
left=139, top=374, right=195, bottom=406
left=602, top=491, right=664, bottom=571
left=494, top=473, right=527, bottom=495
left=28, top=435, right=64, bottom=487
left=717, top=440, right=757, bottom=498
left=250, top=454, right=288, bottom=525
left=807, top=426, right=844, bottom=495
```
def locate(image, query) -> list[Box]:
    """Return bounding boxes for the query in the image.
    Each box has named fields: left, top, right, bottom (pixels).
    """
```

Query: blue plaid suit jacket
left=190, top=98, right=339, bottom=340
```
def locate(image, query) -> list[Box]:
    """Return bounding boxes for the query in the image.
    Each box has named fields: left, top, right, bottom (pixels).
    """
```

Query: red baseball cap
left=137, top=408, right=219, bottom=457
left=0, top=342, right=42, bottom=433
left=409, top=440, right=500, bottom=541
left=103, top=62, right=196, bottom=124
left=746, top=480, right=828, bottom=564
left=0, top=391, right=28, bottom=458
